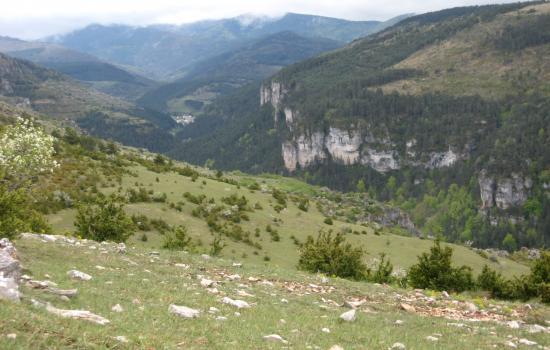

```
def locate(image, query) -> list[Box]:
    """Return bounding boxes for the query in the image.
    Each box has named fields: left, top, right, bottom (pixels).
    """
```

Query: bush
left=298, top=230, right=366, bottom=280
left=368, top=253, right=394, bottom=284
left=75, top=197, right=134, bottom=242
left=0, top=185, right=50, bottom=239
left=324, top=217, right=333, bottom=225
left=162, top=225, right=192, bottom=250
left=408, top=240, right=474, bottom=292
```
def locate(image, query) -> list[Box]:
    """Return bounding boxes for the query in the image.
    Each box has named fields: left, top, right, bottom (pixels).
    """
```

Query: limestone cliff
left=478, top=170, right=531, bottom=210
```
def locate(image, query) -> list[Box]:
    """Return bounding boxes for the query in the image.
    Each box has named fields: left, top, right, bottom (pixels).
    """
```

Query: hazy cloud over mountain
left=1, top=0, right=522, bottom=39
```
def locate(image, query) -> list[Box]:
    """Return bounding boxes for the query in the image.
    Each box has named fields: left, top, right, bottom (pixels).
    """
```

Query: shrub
left=368, top=253, right=394, bottom=284
left=298, top=230, right=366, bottom=280
left=408, top=240, right=474, bottom=292
left=210, top=234, right=226, bottom=256
left=75, top=197, right=134, bottom=242
left=162, top=225, right=192, bottom=250
left=140, top=233, right=148, bottom=242
left=324, top=217, right=333, bottom=225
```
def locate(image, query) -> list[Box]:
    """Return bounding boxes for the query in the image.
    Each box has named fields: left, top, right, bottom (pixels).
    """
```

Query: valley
left=1, top=2, right=550, bottom=349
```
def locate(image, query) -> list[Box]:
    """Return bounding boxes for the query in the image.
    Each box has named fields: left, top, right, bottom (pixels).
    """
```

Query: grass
left=46, top=164, right=529, bottom=277
left=1, top=237, right=548, bottom=349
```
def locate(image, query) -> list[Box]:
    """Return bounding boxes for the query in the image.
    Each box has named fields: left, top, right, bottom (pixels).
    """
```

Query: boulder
left=221, top=297, right=250, bottom=309
left=0, top=238, right=21, bottom=281
left=67, top=270, right=92, bottom=281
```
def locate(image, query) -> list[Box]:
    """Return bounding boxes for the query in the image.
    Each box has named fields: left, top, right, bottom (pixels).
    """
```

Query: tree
left=298, top=230, right=366, bottom=280
left=75, top=197, right=134, bottom=242
left=408, top=240, right=474, bottom=292
left=0, top=118, right=58, bottom=188
left=502, top=234, right=517, bottom=252
left=356, top=179, right=366, bottom=193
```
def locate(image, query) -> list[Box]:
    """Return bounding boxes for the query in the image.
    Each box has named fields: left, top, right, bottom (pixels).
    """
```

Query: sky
left=0, top=0, right=523, bottom=39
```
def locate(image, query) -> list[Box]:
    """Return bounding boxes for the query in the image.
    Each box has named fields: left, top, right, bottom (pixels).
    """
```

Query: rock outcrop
left=0, top=238, right=21, bottom=302
left=479, top=171, right=531, bottom=210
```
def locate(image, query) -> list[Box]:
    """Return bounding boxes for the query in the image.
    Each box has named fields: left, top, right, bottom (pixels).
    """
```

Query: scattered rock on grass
left=391, top=343, right=406, bottom=350
left=67, top=270, right=92, bottom=281
left=263, top=334, right=288, bottom=344
left=340, top=309, right=356, bottom=322
left=112, top=304, right=124, bottom=313
left=222, top=297, right=250, bottom=309
left=329, top=346, right=344, bottom=350
left=169, top=304, right=200, bottom=319
left=518, top=338, right=537, bottom=346
left=399, top=303, right=415, bottom=313
left=114, top=336, right=128, bottom=343
left=31, top=299, right=109, bottom=325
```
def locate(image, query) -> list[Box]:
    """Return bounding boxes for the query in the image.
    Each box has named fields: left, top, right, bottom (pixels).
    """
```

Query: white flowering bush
left=0, top=118, right=59, bottom=181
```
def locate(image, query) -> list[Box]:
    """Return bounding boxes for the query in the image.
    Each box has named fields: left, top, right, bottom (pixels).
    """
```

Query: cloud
left=0, top=0, right=523, bottom=39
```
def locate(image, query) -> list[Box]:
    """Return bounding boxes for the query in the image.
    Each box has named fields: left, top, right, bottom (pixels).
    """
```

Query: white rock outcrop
left=325, top=128, right=362, bottom=165
left=479, top=171, right=531, bottom=210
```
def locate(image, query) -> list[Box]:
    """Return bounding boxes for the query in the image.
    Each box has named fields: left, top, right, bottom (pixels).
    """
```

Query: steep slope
left=46, top=14, right=409, bottom=79
left=0, top=36, right=156, bottom=100
left=138, top=31, right=341, bottom=113
left=0, top=53, right=175, bottom=151
left=171, top=3, right=550, bottom=250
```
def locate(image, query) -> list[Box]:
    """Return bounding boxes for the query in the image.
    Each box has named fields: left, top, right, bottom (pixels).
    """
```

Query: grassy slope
left=1, top=237, right=548, bottom=349
left=380, top=3, right=550, bottom=99
left=46, top=163, right=528, bottom=277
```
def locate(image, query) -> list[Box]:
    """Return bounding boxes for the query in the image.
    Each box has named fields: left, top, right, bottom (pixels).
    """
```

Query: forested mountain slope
left=138, top=31, right=341, bottom=113
left=170, top=2, right=550, bottom=250
left=0, top=53, right=175, bottom=151
left=0, top=36, right=156, bottom=100
left=46, top=14, right=408, bottom=79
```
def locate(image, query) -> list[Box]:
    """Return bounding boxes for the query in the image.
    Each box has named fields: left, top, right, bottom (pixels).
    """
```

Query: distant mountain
left=46, top=13, right=410, bottom=79
left=0, top=53, right=175, bottom=151
left=0, top=36, right=156, bottom=101
left=168, top=2, right=550, bottom=250
left=138, top=31, right=341, bottom=113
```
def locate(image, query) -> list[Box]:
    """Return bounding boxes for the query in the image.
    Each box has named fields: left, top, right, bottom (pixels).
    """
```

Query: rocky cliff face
left=478, top=170, right=531, bottom=210
left=260, top=84, right=463, bottom=173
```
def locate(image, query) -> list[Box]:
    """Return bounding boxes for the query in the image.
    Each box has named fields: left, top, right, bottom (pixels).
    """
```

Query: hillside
left=0, top=36, right=156, bottom=101
left=138, top=31, right=341, bottom=113
left=168, top=3, right=550, bottom=251
left=1, top=236, right=548, bottom=349
left=1, top=97, right=549, bottom=350
left=0, top=53, right=175, bottom=152
left=46, top=14, right=409, bottom=79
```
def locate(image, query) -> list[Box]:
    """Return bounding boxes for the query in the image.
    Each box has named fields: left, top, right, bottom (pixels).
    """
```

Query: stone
left=32, top=299, right=109, bottom=325
left=344, top=299, right=366, bottom=309
left=0, top=274, right=20, bottom=302
left=168, top=304, right=200, bottom=319
left=526, top=324, right=548, bottom=333
left=6, top=333, right=16, bottom=340
left=426, top=336, right=438, bottom=342
left=0, top=238, right=20, bottom=281
left=200, top=278, right=216, bottom=288
left=518, top=339, right=537, bottom=346
left=394, top=320, right=404, bottom=325
left=232, top=262, right=242, bottom=268
left=216, top=316, right=227, bottom=321
left=67, top=270, right=92, bottom=281
left=505, top=341, right=517, bottom=349
left=322, top=328, right=331, bottom=333
left=399, top=303, right=415, bottom=312
left=114, top=336, right=128, bottom=343
left=263, top=334, right=288, bottom=344
left=329, top=346, right=344, bottom=350
left=465, top=302, right=478, bottom=312
left=201, top=254, right=210, bottom=260
left=209, top=307, right=220, bottom=313
left=112, top=304, right=124, bottom=313
left=222, top=297, right=250, bottom=309
left=441, top=291, right=451, bottom=299
left=506, top=321, right=521, bottom=329
left=391, top=343, right=406, bottom=350
left=116, top=243, right=126, bottom=254
left=340, top=309, right=356, bottom=322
